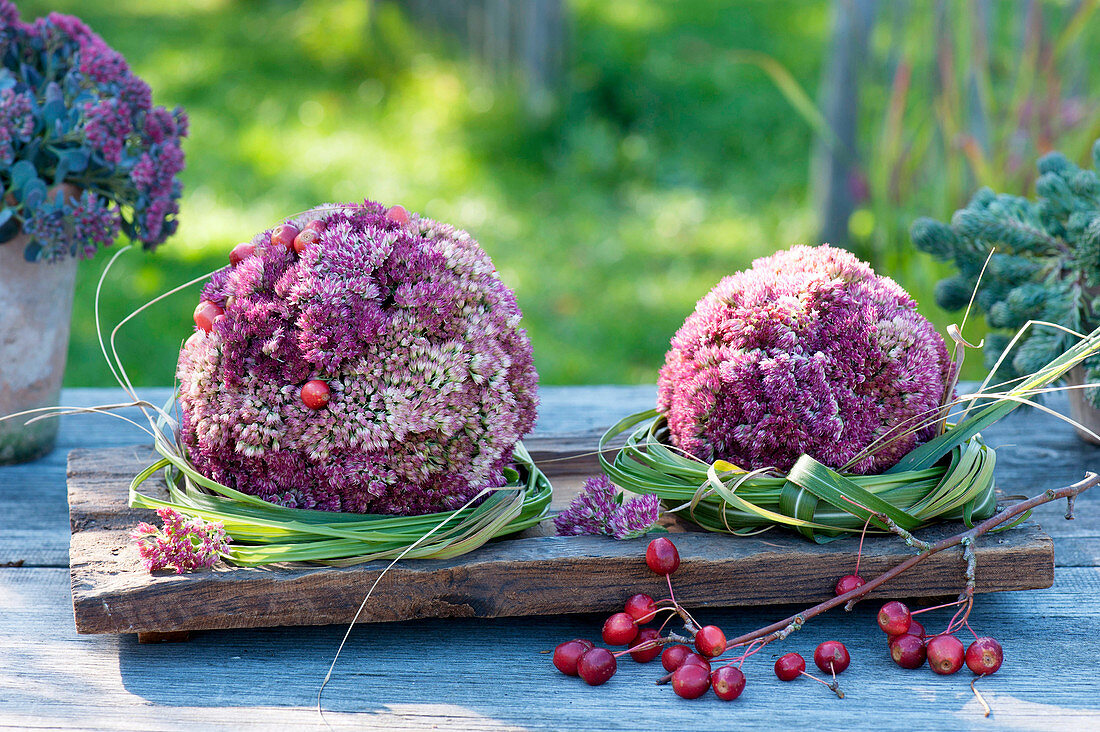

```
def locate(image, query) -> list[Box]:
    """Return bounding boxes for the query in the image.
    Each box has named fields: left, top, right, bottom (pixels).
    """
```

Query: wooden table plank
left=4, top=385, right=1100, bottom=729
left=5, top=566, right=1100, bottom=729
left=68, top=435, right=1057, bottom=635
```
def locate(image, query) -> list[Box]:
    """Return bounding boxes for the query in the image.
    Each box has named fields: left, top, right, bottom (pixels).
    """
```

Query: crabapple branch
left=723, top=473, right=1100, bottom=649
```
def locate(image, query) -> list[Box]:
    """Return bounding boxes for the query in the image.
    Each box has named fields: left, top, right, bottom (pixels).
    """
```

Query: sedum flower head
left=177, top=201, right=538, bottom=516
left=131, top=507, right=228, bottom=574
left=657, top=245, right=952, bottom=474
left=554, top=475, right=661, bottom=539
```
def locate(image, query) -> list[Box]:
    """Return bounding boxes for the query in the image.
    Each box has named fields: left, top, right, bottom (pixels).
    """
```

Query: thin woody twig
left=721, top=473, right=1099, bottom=649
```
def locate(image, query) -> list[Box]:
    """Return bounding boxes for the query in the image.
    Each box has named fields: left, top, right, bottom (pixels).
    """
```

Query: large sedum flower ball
left=177, top=201, right=538, bottom=515
left=657, top=245, right=952, bottom=474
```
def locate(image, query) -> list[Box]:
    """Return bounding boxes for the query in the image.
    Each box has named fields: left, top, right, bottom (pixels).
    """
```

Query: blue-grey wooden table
left=1, top=386, right=1098, bottom=730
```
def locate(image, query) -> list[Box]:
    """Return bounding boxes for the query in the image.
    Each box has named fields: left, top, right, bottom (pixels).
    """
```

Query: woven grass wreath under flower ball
left=600, top=244, right=1100, bottom=543
left=129, top=201, right=551, bottom=565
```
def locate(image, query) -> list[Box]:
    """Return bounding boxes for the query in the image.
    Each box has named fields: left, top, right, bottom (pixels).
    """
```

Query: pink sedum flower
left=657, top=245, right=952, bottom=474
left=555, top=475, right=662, bottom=539
left=131, top=507, right=228, bottom=574
left=177, top=201, right=538, bottom=516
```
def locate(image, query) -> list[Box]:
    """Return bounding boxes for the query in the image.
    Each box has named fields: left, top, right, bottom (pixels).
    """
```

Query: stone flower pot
left=0, top=231, right=79, bottom=464
left=1065, top=366, right=1100, bottom=446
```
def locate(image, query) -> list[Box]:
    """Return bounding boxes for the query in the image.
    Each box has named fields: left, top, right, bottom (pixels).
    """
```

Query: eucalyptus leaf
left=22, top=240, right=42, bottom=262
left=9, top=160, right=36, bottom=191
left=0, top=213, right=20, bottom=244
left=21, top=178, right=47, bottom=209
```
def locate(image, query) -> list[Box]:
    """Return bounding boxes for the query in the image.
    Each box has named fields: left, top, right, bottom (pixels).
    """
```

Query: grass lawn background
left=18, top=0, right=1008, bottom=387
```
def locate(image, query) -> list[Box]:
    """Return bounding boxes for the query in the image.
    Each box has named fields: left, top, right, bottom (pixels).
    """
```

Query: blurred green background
left=19, top=0, right=1100, bottom=386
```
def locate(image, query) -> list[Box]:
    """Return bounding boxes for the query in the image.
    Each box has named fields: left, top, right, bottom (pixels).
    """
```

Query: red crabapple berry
left=926, top=634, right=965, bottom=675
left=601, top=612, right=638, bottom=646
left=774, top=652, right=806, bottom=681
left=577, top=648, right=616, bottom=686
left=813, top=641, right=850, bottom=674
left=292, top=228, right=319, bottom=254
left=193, top=301, right=223, bottom=332
left=877, top=601, right=912, bottom=635
left=672, top=663, right=711, bottom=699
left=965, top=637, right=1003, bottom=676
left=835, top=574, right=865, bottom=596
left=694, top=625, right=727, bottom=658
left=572, top=639, right=594, bottom=651
left=304, top=219, right=324, bottom=232
left=890, top=634, right=927, bottom=669
left=229, top=242, right=255, bottom=266
left=385, top=205, right=409, bottom=224
left=624, top=593, right=656, bottom=622
left=270, top=224, right=300, bottom=251
left=646, top=537, right=680, bottom=576
left=680, top=653, right=712, bottom=673
left=888, top=619, right=924, bottom=648
left=711, top=666, right=746, bottom=701
left=552, top=640, right=588, bottom=676
left=661, top=644, right=692, bottom=672
left=300, top=379, right=331, bottom=410
left=630, top=628, right=662, bottom=663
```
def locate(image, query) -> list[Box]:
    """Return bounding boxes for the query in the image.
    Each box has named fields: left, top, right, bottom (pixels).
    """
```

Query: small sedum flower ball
left=177, top=201, right=538, bottom=515
left=657, top=244, right=952, bottom=474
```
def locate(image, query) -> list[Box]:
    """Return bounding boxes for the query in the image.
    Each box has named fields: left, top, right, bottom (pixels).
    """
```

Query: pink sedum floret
left=657, top=245, right=952, bottom=474
left=131, top=507, right=228, bottom=574
left=176, top=201, right=538, bottom=516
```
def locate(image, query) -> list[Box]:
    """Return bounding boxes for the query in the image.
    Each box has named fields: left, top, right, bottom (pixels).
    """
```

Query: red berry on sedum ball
left=301, top=379, right=331, bottom=410
left=229, top=242, right=255, bottom=266
left=293, top=228, right=320, bottom=254
left=385, top=205, right=409, bottom=224
left=271, top=224, right=300, bottom=250
left=193, top=301, right=223, bottom=332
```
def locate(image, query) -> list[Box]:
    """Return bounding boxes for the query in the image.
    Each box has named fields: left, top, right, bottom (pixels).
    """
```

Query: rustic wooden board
left=69, top=443, right=1055, bottom=636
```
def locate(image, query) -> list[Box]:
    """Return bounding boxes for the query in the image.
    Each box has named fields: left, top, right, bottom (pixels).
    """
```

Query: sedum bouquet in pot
left=596, top=244, right=1100, bottom=543
left=0, top=1, right=186, bottom=261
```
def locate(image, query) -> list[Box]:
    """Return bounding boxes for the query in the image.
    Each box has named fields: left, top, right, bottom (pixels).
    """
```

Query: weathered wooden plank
left=6, top=566, right=1100, bottom=730
left=68, top=444, right=1054, bottom=635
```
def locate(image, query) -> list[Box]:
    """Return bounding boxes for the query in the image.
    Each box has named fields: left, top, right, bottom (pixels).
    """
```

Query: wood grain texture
left=3, top=386, right=1100, bottom=729
left=6, top=566, right=1100, bottom=730
left=69, top=444, right=1054, bottom=635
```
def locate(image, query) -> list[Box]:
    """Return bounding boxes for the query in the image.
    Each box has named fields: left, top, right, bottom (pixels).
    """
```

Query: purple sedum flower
left=555, top=475, right=662, bottom=539
left=657, top=245, right=952, bottom=475
left=609, top=492, right=662, bottom=539
left=0, top=1, right=187, bottom=259
left=131, top=507, right=229, bottom=574
left=177, top=201, right=539, bottom=516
